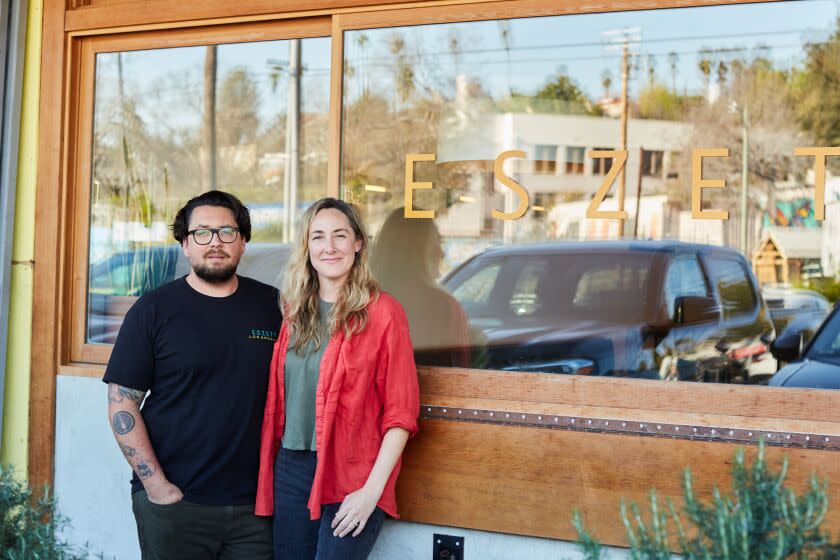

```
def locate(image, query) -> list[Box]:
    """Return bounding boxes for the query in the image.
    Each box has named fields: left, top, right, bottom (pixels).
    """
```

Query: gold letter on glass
left=404, top=153, right=437, bottom=219
left=793, top=147, right=840, bottom=221
left=586, top=150, right=628, bottom=220
left=691, top=148, right=729, bottom=220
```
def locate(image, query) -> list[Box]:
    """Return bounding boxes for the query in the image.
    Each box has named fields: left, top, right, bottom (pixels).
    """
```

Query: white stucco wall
left=55, top=375, right=138, bottom=559
left=55, top=375, right=629, bottom=559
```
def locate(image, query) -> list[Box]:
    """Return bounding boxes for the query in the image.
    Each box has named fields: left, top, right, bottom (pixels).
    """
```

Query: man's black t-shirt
left=103, top=275, right=282, bottom=506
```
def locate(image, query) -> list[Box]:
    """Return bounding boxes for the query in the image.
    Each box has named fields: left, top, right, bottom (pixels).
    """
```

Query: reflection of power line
left=347, top=27, right=832, bottom=60
left=95, top=69, right=331, bottom=99
left=350, top=42, right=817, bottom=69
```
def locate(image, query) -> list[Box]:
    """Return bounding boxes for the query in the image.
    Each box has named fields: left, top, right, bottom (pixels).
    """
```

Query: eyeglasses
left=187, top=227, right=240, bottom=245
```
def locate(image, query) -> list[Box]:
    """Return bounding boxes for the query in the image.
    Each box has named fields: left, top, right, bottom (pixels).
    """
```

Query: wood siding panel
left=397, top=421, right=840, bottom=544
left=398, top=369, right=840, bottom=545
left=418, top=368, right=840, bottom=424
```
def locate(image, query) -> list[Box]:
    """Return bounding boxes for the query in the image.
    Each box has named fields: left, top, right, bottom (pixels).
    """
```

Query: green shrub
left=574, top=442, right=839, bottom=559
left=0, top=465, right=96, bottom=560
left=798, top=277, right=840, bottom=303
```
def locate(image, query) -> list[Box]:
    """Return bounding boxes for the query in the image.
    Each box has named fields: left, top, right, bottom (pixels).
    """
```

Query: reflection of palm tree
left=497, top=21, right=512, bottom=95
left=647, top=54, right=656, bottom=85
left=717, top=59, right=728, bottom=87
left=698, top=48, right=713, bottom=94
left=448, top=32, right=462, bottom=77
left=389, top=35, right=414, bottom=104
left=601, top=68, right=612, bottom=99
left=668, top=51, right=679, bottom=94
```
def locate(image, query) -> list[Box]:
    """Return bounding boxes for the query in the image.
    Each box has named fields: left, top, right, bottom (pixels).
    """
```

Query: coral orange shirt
left=255, top=293, right=420, bottom=520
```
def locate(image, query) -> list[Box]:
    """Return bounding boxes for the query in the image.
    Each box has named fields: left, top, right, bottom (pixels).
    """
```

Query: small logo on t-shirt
left=249, top=328, right=279, bottom=342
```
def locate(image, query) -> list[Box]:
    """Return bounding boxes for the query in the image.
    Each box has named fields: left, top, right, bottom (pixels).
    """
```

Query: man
left=104, top=190, right=281, bottom=559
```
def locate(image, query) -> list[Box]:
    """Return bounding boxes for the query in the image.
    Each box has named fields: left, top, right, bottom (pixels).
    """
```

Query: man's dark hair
left=172, top=190, right=252, bottom=243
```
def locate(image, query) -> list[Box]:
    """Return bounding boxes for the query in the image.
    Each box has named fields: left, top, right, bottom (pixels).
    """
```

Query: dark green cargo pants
left=131, top=490, right=273, bottom=560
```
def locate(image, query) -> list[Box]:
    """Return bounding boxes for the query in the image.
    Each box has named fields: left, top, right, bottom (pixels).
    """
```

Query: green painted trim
left=1, top=0, right=42, bottom=478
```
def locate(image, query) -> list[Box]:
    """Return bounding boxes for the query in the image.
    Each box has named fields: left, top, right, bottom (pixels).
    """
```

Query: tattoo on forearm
left=112, top=411, right=136, bottom=435
left=120, top=386, right=146, bottom=405
left=108, top=383, right=122, bottom=404
left=136, top=461, right=155, bottom=480
left=117, top=441, right=155, bottom=480
left=119, top=443, right=136, bottom=458
left=108, top=383, right=146, bottom=406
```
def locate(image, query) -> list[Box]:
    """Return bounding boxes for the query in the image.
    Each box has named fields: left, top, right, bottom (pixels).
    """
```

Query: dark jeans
left=131, top=490, right=273, bottom=560
left=273, top=447, right=386, bottom=560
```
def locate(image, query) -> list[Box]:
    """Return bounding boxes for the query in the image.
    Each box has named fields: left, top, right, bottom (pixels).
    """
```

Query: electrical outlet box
left=433, top=533, right=464, bottom=559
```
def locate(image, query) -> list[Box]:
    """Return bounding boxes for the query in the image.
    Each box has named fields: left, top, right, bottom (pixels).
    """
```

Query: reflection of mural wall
left=763, top=198, right=817, bottom=229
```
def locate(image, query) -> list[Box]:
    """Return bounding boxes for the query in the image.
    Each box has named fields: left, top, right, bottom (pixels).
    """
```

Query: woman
left=370, top=207, right=472, bottom=368
left=256, top=198, right=420, bottom=560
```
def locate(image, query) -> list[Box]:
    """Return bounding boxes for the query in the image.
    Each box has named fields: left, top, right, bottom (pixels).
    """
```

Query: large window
left=340, top=0, right=838, bottom=386
left=533, top=144, right=558, bottom=174
left=68, top=1, right=840, bottom=389
left=565, top=146, right=586, bottom=175
left=642, top=149, right=664, bottom=178
left=591, top=147, right=614, bottom=175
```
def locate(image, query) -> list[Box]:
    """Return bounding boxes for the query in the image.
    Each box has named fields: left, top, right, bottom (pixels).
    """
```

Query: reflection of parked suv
left=88, top=242, right=289, bottom=344
left=442, top=241, right=775, bottom=383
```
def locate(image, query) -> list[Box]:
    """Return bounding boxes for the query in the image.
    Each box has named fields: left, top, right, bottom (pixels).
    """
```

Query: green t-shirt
left=282, top=299, right=333, bottom=451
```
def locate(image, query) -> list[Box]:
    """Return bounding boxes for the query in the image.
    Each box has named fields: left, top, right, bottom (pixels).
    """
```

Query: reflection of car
left=801, top=263, right=824, bottom=282
left=769, top=303, right=840, bottom=389
left=441, top=241, right=775, bottom=383
left=88, top=242, right=289, bottom=344
left=762, top=288, right=830, bottom=357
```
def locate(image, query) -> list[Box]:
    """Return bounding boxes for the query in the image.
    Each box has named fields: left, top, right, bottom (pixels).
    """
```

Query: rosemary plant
left=574, top=441, right=837, bottom=559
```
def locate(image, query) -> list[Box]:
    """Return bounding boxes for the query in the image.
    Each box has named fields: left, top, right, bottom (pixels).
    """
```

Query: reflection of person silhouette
left=371, top=208, right=473, bottom=368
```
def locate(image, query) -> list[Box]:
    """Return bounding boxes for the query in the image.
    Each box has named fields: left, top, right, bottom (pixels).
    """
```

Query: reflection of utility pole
left=117, top=53, right=127, bottom=139
left=740, top=103, right=749, bottom=255
left=203, top=45, right=218, bottom=190
left=602, top=28, right=639, bottom=238
left=283, top=39, right=302, bottom=243
left=634, top=146, right=644, bottom=239
left=619, top=42, right=629, bottom=237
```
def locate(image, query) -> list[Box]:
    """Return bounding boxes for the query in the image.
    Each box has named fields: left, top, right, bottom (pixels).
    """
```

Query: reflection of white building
left=436, top=94, right=692, bottom=240
left=549, top=194, right=670, bottom=241
left=821, top=176, right=840, bottom=277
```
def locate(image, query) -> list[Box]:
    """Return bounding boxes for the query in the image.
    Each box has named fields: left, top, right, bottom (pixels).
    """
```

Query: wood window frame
left=34, top=0, right=837, bottom=546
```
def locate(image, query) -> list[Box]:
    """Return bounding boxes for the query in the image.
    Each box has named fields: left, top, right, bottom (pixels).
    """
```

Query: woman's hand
left=331, top=485, right=381, bottom=538
left=332, top=428, right=410, bottom=538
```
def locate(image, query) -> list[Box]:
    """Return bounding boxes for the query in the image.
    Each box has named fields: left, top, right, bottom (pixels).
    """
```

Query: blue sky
left=94, top=0, right=838, bottom=134
left=344, top=0, right=839, bottom=100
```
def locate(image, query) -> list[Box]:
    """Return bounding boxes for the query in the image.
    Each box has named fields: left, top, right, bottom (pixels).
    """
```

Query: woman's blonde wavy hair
left=281, top=198, right=380, bottom=352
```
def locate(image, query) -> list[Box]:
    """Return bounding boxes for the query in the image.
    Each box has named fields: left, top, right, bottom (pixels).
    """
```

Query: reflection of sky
left=344, top=0, right=838, bottom=102
left=91, top=2, right=838, bottom=132
left=94, top=37, right=332, bottom=135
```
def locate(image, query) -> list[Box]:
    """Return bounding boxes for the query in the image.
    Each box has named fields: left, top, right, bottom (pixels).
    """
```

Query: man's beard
left=192, top=254, right=238, bottom=284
